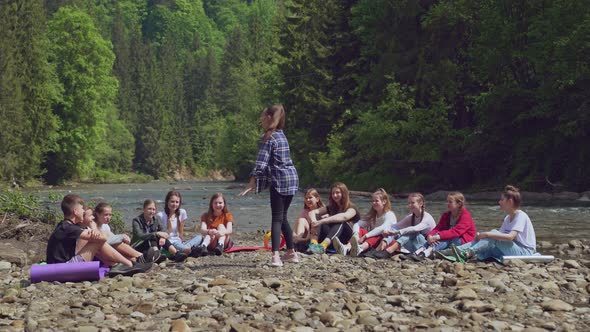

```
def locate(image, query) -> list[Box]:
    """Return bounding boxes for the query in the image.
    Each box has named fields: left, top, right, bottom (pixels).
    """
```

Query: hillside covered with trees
left=1, top=0, right=589, bottom=192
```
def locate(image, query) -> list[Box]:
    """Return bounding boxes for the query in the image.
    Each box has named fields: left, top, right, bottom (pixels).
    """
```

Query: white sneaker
left=271, top=255, right=283, bottom=267
left=350, top=234, right=360, bottom=257
left=333, top=237, right=348, bottom=256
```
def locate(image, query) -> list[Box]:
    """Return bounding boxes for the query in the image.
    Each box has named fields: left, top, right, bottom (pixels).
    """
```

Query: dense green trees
left=0, top=0, right=588, bottom=191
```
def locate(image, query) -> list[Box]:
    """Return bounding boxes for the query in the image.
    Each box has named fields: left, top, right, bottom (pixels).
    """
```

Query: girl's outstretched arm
left=313, top=208, right=357, bottom=226
left=478, top=230, right=517, bottom=241
left=238, top=177, right=256, bottom=196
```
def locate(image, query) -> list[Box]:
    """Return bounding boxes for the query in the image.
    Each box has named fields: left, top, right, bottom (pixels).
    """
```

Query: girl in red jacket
left=429, top=192, right=476, bottom=251
left=407, top=192, right=476, bottom=260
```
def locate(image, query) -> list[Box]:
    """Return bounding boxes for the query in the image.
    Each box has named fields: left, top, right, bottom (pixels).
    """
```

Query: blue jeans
left=385, top=233, right=427, bottom=252
left=431, top=237, right=463, bottom=251
left=457, top=230, right=535, bottom=262
left=171, top=235, right=203, bottom=251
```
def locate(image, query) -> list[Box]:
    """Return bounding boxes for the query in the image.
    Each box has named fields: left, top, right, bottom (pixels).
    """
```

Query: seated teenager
left=131, top=199, right=188, bottom=263
left=437, top=185, right=536, bottom=263
left=46, top=194, right=151, bottom=276
left=371, top=193, right=435, bottom=259
left=333, top=188, right=397, bottom=257
left=307, top=182, right=360, bottom=254
left=94, top=202, right=159, bottom=263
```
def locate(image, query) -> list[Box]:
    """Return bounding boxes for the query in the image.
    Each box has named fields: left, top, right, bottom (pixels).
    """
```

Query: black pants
left=318, top=221, right=354, bottom=244
left=270, top=187, right=294, bottom=251
left=134, top=238, right=172, bottom=256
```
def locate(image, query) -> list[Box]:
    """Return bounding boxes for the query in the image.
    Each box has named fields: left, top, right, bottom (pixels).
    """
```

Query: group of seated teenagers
left=293, top=183, right=537, bottom=263
left=45, top=182, right=536, bottom=276
left=45, top=190, right=234, bottom=276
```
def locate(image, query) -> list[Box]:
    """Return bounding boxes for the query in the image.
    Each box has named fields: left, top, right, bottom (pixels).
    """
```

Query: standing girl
left=293, top=188, right=325, bottom=252
left=440, top=185, right=536, bottom=263
left=333, top=188, right=397, bottom=256
left=238, top=104, right=300, bottom=267
left=307, top=182, right=360, bottom=254
left=198, top=193, right=234, bottom=256
left=372, top=193, right=436, bottom=259
left=131, top=199, right=188, bottom=262
left=158, top=191, right=203, bottom=258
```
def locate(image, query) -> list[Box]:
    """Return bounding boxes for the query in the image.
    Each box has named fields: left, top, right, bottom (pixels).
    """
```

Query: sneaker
left=332, top=237, right=348, bottom=256
left=434, top=249, right=457, bottom=262
left=214, top=243, right=224, bottom=256
left=153, top=252, right=167, bottom=264
left=451, top=244, right=474, bottom=263
left=372, top=250, right=392, bottom=259
left=408, top=253, right=426, bottom=262
left=310, top=243, right=325, bottom=255
left=135, top=254, right=147, bottom=264
left=282, top=251, right=300, bottom=263
left=360, top=248, right=376, bottom=258
left=132, top=261, right=153, bottom=272
left=350, top=234, right=360, bottom=257
left=108, top=263, right=148, bottom=277
left=146, top=247, right=160, bottom=262
left=171, top=252, right=188, bottom=262
left=190, top=245, right=203, bottom=258
left=271, top=255, right=283, bottom=267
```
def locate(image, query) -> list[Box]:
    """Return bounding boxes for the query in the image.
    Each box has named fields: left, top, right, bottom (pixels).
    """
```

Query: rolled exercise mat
left=30, top=261, right=106, bottom=283
left=502, top=255, right=554, bottom=263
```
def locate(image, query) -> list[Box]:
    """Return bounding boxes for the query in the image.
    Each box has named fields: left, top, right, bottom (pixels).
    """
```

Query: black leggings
left=270, top=187, right=294, bottom=251
left=134, top=238, right=173, bottom=256
left=318, top=221, right=354, bottom=244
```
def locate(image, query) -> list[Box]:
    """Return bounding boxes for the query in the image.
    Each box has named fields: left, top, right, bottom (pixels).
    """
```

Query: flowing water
left=30, top=181, right=590, bottom=243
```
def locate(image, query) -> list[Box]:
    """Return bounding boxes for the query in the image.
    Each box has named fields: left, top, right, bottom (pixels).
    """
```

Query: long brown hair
left=408, top=193, right=425, bottom=225
left=261, top=104, right=286, bottom=143
left=329, top=182, right=353, bottom=213
left=204, top=193, right=229, bottom=226
left=164, top=190, right=182, bottom=234
left=365, top=188, right=392, bottom=225
left=303, top=188, right=324, bottom=210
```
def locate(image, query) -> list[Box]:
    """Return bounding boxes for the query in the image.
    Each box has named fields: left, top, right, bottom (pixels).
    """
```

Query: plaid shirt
left=251, top=130, right=299, bottom=195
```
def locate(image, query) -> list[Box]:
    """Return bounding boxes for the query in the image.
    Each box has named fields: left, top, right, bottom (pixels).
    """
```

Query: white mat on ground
left=503, top=254, right=554, bottom=263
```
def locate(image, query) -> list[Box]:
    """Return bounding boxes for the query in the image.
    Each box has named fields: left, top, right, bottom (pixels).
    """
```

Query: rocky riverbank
left=0, top=231, right=589, bottom=331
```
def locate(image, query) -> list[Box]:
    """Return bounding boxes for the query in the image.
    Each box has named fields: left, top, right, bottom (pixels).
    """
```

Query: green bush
left=0, top=190, right=58, bottom=224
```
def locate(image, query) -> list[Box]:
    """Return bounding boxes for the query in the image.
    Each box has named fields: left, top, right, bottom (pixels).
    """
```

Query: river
left=30, top=181, right=590, bottom=243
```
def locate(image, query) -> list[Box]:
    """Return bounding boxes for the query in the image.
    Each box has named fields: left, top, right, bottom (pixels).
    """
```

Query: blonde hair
left=447, top=192, right=465, bottom=207
left=303, top=188, right=324, bottom=210
left=502, top=185, right=521, bottom=208
left=261, top=104, right=286, bottom=143
left=408, top=193, right=425, bottom=225
left=365, top=188, right=392, bottom=224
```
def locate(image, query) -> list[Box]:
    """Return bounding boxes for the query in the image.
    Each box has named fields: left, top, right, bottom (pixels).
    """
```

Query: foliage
left=1, top=0, right=589, bottom=192
left=0, top=190, right=58, bottom=224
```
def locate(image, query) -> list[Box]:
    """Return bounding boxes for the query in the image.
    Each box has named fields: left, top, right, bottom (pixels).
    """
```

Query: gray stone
left=454, top=288, right=478, bottom=300
left=262, top=278, right=282, bottom=288
left=563, top=260, right=581, bottom=269
left=434, top=306, right=458, bottom=317
left=0, top=261, right=11, bottom=271
left=541, top=299, right=574, bottom=311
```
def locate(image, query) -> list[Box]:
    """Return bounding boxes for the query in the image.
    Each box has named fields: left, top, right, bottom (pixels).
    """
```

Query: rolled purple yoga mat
left=30, top=261, right=106, bottom=283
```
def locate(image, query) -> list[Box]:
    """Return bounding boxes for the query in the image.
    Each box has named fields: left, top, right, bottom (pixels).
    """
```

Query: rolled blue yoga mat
left=30, top=261, right=109, bottom=283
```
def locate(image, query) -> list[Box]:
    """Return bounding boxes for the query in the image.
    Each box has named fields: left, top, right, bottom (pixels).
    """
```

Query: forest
left=1, top=0, right=589, bottom=192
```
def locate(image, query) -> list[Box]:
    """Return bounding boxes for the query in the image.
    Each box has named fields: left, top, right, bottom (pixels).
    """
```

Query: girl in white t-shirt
left=447, top=185, right=536, bottom=263
left=158, top=191, right=203, bottom=257
left=293, top=188, right=325, bottom=252
left=332, top=188, right=397, bottom=257
left=94, top=202, right=147, bottom=262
